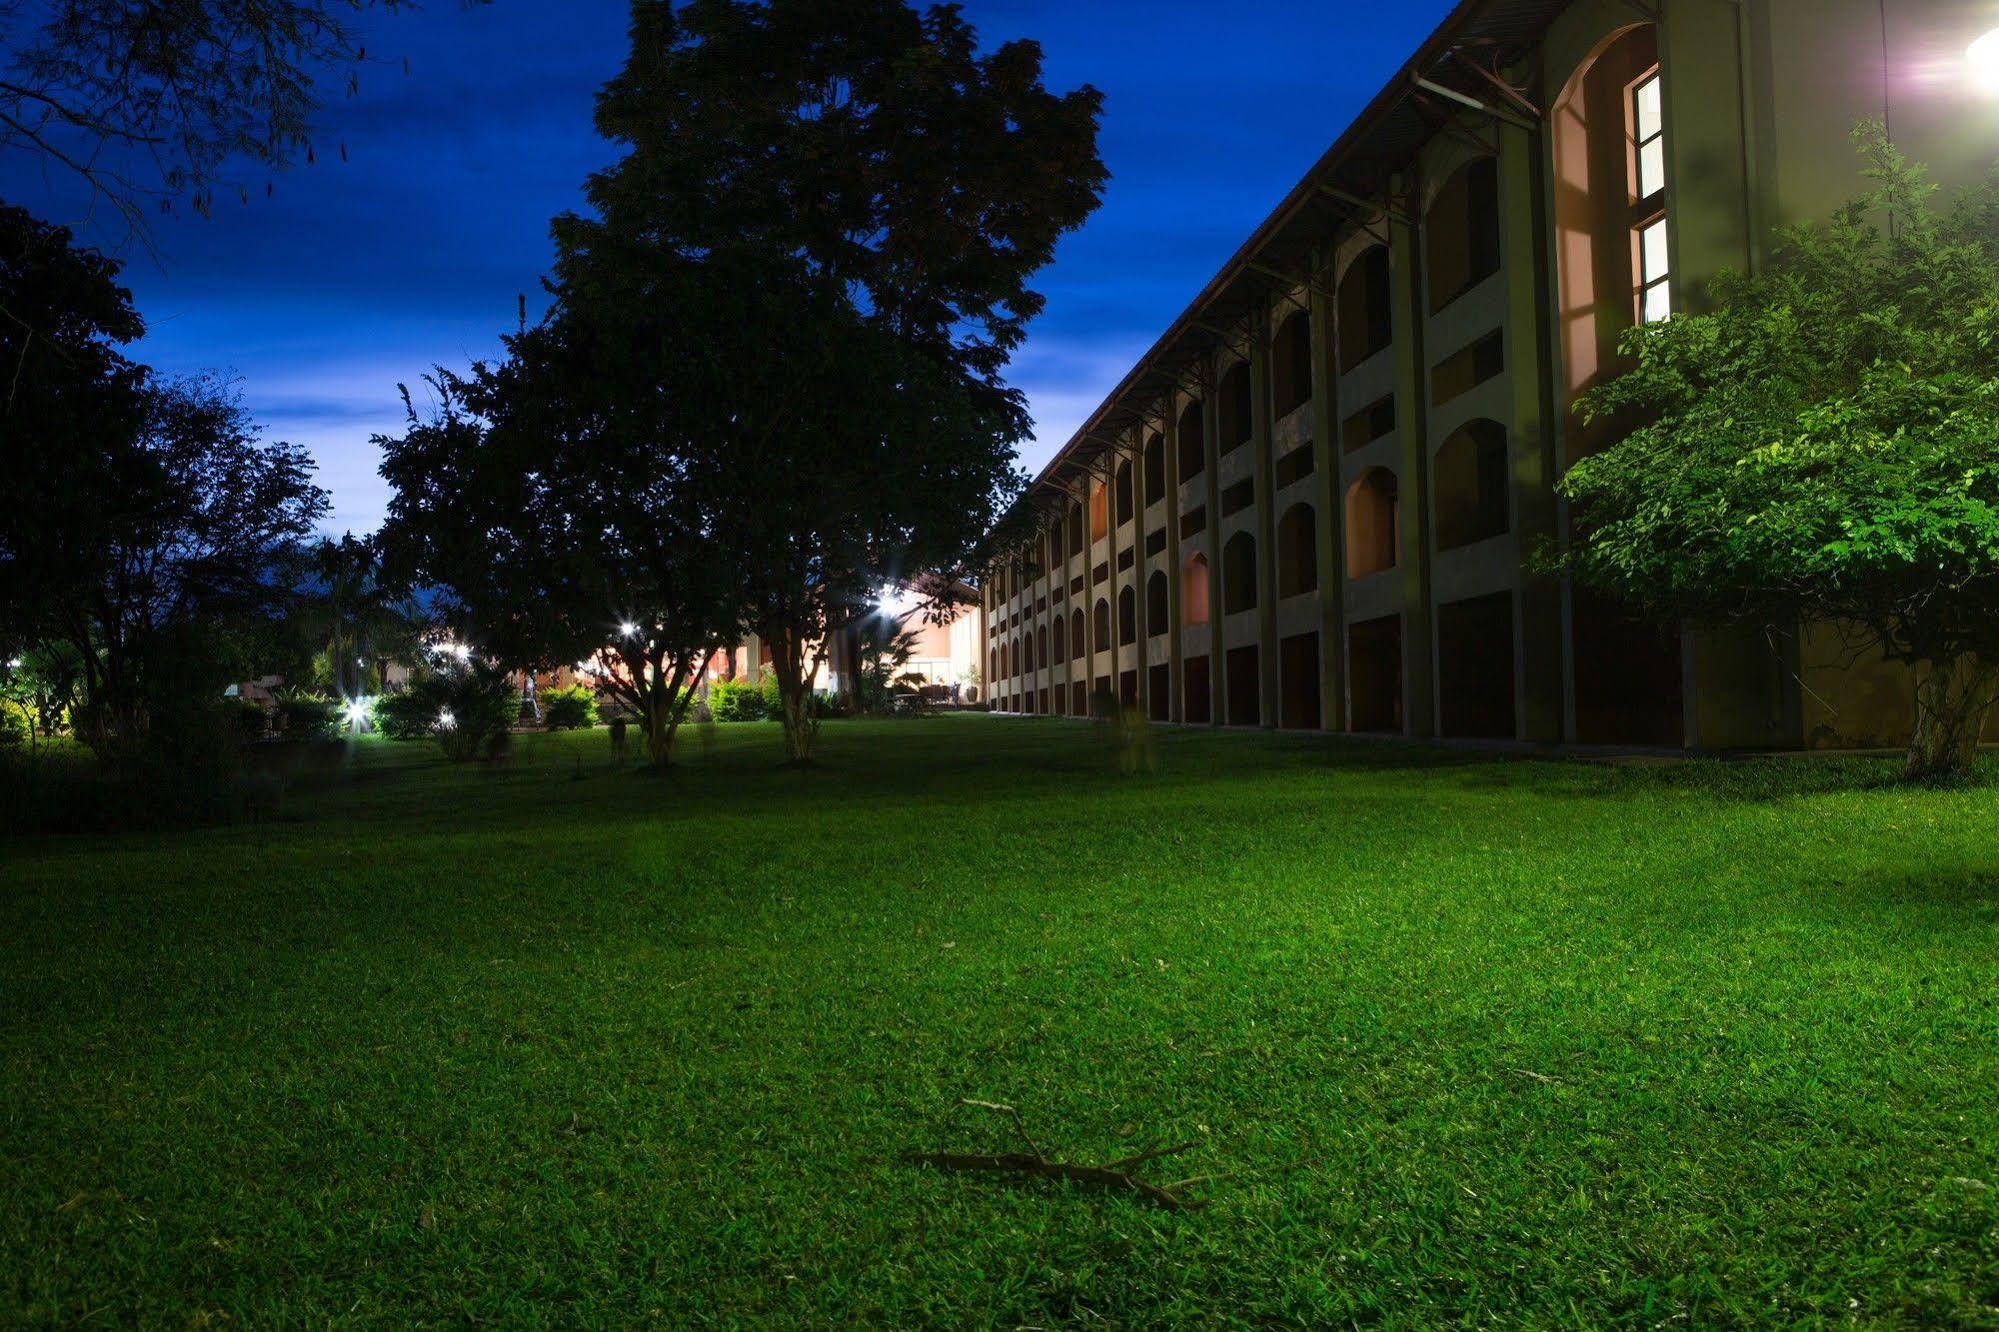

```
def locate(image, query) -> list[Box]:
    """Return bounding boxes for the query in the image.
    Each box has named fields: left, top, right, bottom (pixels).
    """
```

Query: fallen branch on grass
left=901, top=1099, right=1209, bottom=1211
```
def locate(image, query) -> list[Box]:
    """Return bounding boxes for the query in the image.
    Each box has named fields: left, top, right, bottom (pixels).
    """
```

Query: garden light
left=619, top=621, right=639, bottom=638
left=437, top=709, right=456, bottom=729
left=343, top=698, right=371, bottom=727
left=1972, top=27, right=1999, bottom=94
left=5, top=658, right=19, bottom=669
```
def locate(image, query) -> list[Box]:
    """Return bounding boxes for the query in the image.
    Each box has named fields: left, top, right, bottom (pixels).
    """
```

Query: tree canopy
left=1555, top=127, right=1999, bottom=778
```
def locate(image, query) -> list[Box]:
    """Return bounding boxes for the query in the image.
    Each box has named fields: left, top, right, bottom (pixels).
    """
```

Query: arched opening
left=1147, top=570, right=1169, bottom=635
left=1218, top=361, right=1252, bottom=453
left=1068, top=499, right=1085, bottom=556
left=1223, top=531, right=1258, bottom=614
left=989, top=647, right=998, bottom=682
left=1093, top=597, right=1110, bottom=653
left=1036, top=624, right=1048, bottom=672
left=1435, top=420, right=1511, bottom=550
left=1272, top=309, right=1313, bottom=418
left=1143, top=432, right=1166, bottom=506
left=1118, top=586, right=1136, bottom=646
left=1345, top=468, right=1399, bottom=579
left=1070, top=607, right=1085, bottom=660
left=1277, top=503, right=1317, bottom=598
left=1114, top=458, right=1134, bottom=527
left=1004, top=638, right=1015, bottom=679
left=1021, top=633, right=1034, bottom=675
left=1182, top=553, right=1210, bottom=626
left=1426, top=157, right=1502, bottom=313
left=1338, top=245, right=1393, bottom=373
left=1051, top=614, right=1065, bottom=663
left=1048, top=515, right=1062, bottom=563
left=1348, top=613, right=1403, bottom=732
left=1177, top=400, right=1206, bottom=480
left=1089, top=483, right=1109, bottom=542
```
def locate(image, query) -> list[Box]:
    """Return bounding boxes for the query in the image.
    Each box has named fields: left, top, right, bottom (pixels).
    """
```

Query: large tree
left=1555, top=128, right=1999, bottom=780
left=376, top=294, right=750, bottom=769
left=561, top=0, right=1105, bottom=763
left=0, top=0, right=487, bottom=236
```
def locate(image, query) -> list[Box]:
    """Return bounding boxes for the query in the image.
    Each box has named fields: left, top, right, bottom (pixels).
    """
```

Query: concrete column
left=1250, top=296, right=1281, bottom=728
left=1132, top=432, right=1151, bottom=719
left=1391, top=170, right=1436, bottom=739
left=1162, top=396, right=1185, bottom=722
left=1201, top=364, right=1225, bottom=725
left=1308, top=240, right=1348, bottom=730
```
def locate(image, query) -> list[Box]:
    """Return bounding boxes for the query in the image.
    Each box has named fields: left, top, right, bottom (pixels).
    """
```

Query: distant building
left=983, top=0, right=1999, bottom=750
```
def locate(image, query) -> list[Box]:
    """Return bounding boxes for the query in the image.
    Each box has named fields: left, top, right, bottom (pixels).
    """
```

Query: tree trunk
left=1905, top=655, right=1998, bottom=780
left=769, top=633, right=818, bottom=765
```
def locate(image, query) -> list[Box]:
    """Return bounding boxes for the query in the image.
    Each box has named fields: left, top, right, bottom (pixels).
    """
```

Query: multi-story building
left=982, top=0, right=1999, bottom=750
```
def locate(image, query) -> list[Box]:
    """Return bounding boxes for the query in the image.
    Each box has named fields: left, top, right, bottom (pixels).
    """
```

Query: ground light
left=343, top=698, right=371, bottom=730
left=1972, top=26, right=1999, bottom=94
left=436, top=709, right=456, bottom=730
left=619, top=621, right=639, bottom=639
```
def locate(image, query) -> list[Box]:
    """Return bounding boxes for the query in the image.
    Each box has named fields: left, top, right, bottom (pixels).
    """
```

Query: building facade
left=983, top=0, right=1999, bottom=750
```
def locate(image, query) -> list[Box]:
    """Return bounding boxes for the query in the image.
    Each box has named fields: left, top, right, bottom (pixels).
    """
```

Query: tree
left=0, top=0, right=488, bottom=237
left=1554, top=127, right=1999, bottom=780
left=293, top=533, right=421, bottom=698
left=563, top=0, right=1105, bottom=764
left=376, top=306, right=747, bottom=769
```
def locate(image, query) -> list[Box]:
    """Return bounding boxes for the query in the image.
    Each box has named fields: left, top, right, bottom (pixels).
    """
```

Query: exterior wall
left=982, top=0, right=1999, bottom=752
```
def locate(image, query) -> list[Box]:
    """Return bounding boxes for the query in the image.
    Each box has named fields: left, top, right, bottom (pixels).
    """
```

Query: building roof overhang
left=993, top=0, right=1571, bottom=548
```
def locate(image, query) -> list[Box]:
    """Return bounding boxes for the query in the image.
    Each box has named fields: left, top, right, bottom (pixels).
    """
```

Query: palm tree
left=296, top=535, right=423, bottom=698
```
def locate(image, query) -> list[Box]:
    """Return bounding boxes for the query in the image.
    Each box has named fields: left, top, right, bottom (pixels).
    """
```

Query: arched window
left=1090, top=483, right=1109, bottom=542
left=1426, top=157, right=1501, bottom=313
left=1223, top=531, right=1258, bottom=614
left=1070, top=607, right=1085, bottom=659
left=1178, top=400, right=1206, bottom=480
left=1435, top=420, right=1511, bottom=550
left=1051, top=613, right=1066, bottom=662
left=1346, top=468, right=1400, bottom=579
left=1219, top=361, right=1252, bottom=453
left=1021, top=634, right=1033, bottom=674
left=1273, top=309, right=1313, bottom=418
left=1277, top=503, right=1318, bottom=597
left=1115, top=458, right=1134, bottom=527
left=1147, top=570, right=1169, bottom=633
left=990, top=648, right=999, bottom=681
left=1048, top=514, right=1063, bottom=562
left=1068, top=499, right=1085, bottom=556
left=1182, top=553, right=1210, bottom=626
left=1143, top=432, right=1166, bottom=506
left=1093, top=597, right=1111, bottom=653
left=1118, top=586, right=1136, bottom=646
left=1036, top=623, right=1049, bottom=671
left=1338, top=245, right=1393, bottom=373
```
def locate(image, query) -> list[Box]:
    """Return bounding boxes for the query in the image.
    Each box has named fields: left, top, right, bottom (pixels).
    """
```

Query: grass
left=6, top=717, right=1999, bottom=1326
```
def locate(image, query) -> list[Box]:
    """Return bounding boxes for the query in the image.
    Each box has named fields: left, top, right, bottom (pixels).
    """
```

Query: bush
left=707, top=678, right=769, bottom=723
left=371, top=691, right=435, bottom=741
left=275, top=694, right=338, bottom=741
left=542, top=683, right=598, bottom=730
left=419, top=665, right=518, bottom=762
left=235, top=700, right=269, bottom=743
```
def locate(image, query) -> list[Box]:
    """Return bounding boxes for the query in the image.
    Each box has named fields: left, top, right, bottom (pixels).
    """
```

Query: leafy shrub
left=419, top=665, right=518, bottom=762
left=371, top=691, right=435, bottom=741
left=235, top=700, right=270, bottom=743
left=707, top=678, right=769, bottom=723
left=275, top=694, right=338, bottom=741
left=542, top=683, right=598, bottom=730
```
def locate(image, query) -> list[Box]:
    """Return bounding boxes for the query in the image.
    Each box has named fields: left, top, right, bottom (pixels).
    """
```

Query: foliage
left=293, top=534, right=424, bottom=698
left=370, top=690, right=436, bottom=742
left=397, top=663, right=516, bottom=762
left=555, top=0, right=1105, bottom=763
left=1554, top=126, right=1999, bottom=778
left=0, top=0, right=488, bottom=238
left=706, top=678, right=769, bottom=723
left=275, top=693, right=338, bottom=742
left=540, top=683, right=598, bottom=731
left=850, top=616, right=923, bottom=715
left=235, top=700, right=270, bottom=743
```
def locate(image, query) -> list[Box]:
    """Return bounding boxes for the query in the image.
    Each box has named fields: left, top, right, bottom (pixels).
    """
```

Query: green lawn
left=6, top=718, right=1999, bottom=1326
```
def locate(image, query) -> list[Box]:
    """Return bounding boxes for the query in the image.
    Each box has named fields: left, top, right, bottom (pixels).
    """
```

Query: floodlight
left=1971, top=27, right=1999, bottom=93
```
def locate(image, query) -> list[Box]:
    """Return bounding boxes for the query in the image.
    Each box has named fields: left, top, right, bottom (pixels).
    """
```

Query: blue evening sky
left=2, top=1, right=1445, bottom=534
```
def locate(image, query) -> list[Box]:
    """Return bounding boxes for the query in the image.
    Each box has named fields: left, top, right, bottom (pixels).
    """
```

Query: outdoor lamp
left=1971, top=26, right=1999, bottom=93
left=619, top=621, right=639, bottom=638
left=344, top=699, right=370, bottom=727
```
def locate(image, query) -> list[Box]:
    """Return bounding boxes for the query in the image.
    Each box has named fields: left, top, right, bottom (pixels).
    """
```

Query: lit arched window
left=1346, top=468, right=1400, bottom=579
left=1182, top=553, right=1210, bottom=626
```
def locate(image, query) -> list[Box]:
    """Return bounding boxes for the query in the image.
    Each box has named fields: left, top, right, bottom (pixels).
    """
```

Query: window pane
left=1638, top=138, right=1666, bottom=199
left=1642, top=280, right=1672, bottom=325
left=1640, top=219, right=1670, bottom=283
left=1634, top=75, right=1663, bottom=142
